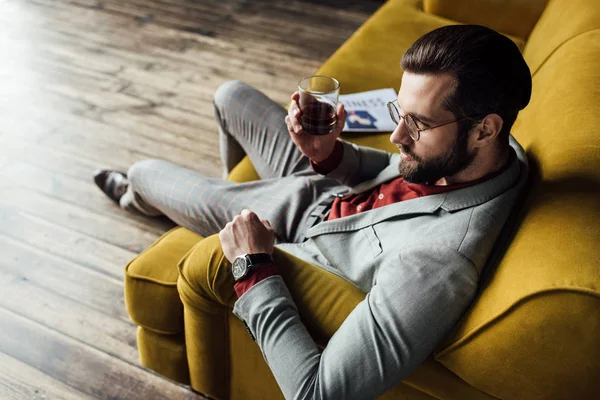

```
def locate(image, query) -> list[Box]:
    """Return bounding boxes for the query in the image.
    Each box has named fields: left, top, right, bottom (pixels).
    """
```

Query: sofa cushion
left=227, top=156, right=260, bottom=183
left=125, top=226, right=203, bottom=333
left=523, top=0, right=600, bottom=76
left=424, top=0, right=548, bottom=40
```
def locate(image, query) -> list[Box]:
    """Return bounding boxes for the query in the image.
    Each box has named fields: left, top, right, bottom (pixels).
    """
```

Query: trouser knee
left=213, top=80, right=251, bottom=114
left=177, top=234, right=237, bottom=309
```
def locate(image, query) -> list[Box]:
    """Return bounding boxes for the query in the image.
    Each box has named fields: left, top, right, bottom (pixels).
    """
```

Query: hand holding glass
left=297, top=75, right=340, bottom=135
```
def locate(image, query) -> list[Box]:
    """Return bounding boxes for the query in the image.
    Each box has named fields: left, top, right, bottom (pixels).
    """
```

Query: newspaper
left=339, top=88, right=398, bottom=132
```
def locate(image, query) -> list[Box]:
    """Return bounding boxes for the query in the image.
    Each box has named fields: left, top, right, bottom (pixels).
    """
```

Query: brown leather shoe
left=93, top=169, right=129, bottom=204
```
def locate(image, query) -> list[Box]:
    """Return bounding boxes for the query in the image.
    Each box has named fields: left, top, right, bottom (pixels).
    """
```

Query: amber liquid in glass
left=299, top=96, right=337, bottom=135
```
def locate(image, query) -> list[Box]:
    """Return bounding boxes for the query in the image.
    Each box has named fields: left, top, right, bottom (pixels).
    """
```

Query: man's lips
left=400, top=150, right=415, bottom=161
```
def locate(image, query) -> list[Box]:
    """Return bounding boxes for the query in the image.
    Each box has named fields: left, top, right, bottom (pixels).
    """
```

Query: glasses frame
left=387, top=100, right=481, bottom=141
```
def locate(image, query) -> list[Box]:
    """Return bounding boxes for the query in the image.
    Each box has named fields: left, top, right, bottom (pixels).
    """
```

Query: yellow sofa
left=124, top=0, right=600, bottom=398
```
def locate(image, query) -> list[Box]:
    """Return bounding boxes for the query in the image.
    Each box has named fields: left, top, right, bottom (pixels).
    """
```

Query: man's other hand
left=219, top=209, right=275, bottom=263
left=285, top=91, right=346, bottom=163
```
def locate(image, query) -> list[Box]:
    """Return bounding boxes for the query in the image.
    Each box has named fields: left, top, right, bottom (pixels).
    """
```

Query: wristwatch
left=231, top=253, right=274, bottom=281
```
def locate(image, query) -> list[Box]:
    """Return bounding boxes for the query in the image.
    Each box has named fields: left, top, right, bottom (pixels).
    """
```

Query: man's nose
left=389, top=120, right=413, bottom=146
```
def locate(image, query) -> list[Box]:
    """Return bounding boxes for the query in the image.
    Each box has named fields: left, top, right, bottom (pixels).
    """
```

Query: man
left=95, top=25, right=531, bottom=399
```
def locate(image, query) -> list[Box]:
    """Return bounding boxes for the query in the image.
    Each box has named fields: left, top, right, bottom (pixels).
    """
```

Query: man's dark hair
left=401, top=25, right=532, bottom=145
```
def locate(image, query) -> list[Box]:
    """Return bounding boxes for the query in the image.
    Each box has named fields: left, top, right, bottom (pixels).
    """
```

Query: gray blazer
left=233, top=136, right=528, bottom=400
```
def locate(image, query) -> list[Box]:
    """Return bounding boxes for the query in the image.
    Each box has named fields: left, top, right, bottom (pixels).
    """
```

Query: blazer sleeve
left=232, top=245, right=479, bottom=400
left=322, top=140, right=394, bottom=188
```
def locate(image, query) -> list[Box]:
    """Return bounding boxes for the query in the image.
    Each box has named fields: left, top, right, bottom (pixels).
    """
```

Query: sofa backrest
left=424, top=0, right=549, bottom=40
left=434, top=0, right=600, bottom=398
left=523, top=0, right=600, bottom=75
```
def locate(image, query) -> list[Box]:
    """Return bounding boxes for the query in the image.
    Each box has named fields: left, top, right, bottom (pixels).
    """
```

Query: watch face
left=232, top=256, right=248, bottom=280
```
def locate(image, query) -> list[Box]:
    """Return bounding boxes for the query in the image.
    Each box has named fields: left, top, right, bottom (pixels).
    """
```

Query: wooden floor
left=0, top=0, right=379, bottom=398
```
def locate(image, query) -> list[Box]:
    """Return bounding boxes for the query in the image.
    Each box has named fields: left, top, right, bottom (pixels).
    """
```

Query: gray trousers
left=120, top=80, right=345, bottom=244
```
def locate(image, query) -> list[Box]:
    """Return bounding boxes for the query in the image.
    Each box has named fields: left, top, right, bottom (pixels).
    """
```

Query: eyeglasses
left=387, top=100, right=480, bottom=141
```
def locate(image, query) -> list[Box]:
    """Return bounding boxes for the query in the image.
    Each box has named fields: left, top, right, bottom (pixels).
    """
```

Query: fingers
left=290, top=92, right=301, bottom=113
left=287, top=92, right=303, bottom=134
left=285, top=115, right=303, bottom=136
left=332, top=103, right=347, bottom=136
left=337, top=103, right=346, bottom=119
left=240, top=209, right=260, bottom=221
left=288, top=94, right=301, bottom=117
left=284, top=115, right=294, bottom=134
left=236, top=210, right=273, bottom=231
left=336, top=103, right=346, bottom=127
left=261, top=219, right=273, bottom=231
left=286, top=110, right=303, bottom=135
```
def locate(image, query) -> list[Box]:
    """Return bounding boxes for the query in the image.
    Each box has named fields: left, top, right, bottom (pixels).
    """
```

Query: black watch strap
left=246, top=253, right=274, bottom=266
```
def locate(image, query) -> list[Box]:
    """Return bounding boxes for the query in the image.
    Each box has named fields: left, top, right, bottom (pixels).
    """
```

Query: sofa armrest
left=434, top=184, right=600, bottom=399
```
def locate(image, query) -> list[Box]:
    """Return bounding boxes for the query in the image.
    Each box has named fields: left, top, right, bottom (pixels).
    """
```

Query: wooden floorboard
left=0, top=0, right=379, bottom=397
left=0, top=187, right=160, bottom=253
left=0, top=236, right=129, bottom=321
left=0, top=265, right=139, bottom=364
left=0, top=307, right=202, bottom=400
left=0, top=351, right=95, bottom=400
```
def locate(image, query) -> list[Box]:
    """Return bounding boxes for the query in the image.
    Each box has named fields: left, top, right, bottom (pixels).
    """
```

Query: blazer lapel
left=350, top=154, right=401, bottom=194
left=305, top=193, right=447, bottom=238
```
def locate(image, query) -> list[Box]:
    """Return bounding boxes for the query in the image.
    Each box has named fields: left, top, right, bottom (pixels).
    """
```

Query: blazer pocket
left=362, top=225, right=383, bottom=258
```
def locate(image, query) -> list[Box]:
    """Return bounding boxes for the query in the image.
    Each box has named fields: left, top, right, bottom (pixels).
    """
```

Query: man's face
left=390, top=72, right=476, bottom=184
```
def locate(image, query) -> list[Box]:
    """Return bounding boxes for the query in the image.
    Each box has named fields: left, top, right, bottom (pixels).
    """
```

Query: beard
left=398, top=130, right=475, bottom=184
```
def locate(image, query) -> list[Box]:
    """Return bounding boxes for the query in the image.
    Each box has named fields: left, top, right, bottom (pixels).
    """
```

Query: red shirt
left=326, top=177, right=472, bottom=220
left=235, top=140, right=493, bottom=297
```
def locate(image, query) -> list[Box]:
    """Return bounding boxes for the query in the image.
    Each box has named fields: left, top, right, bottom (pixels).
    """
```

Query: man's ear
left=476, top=113, right=504, bottom=144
